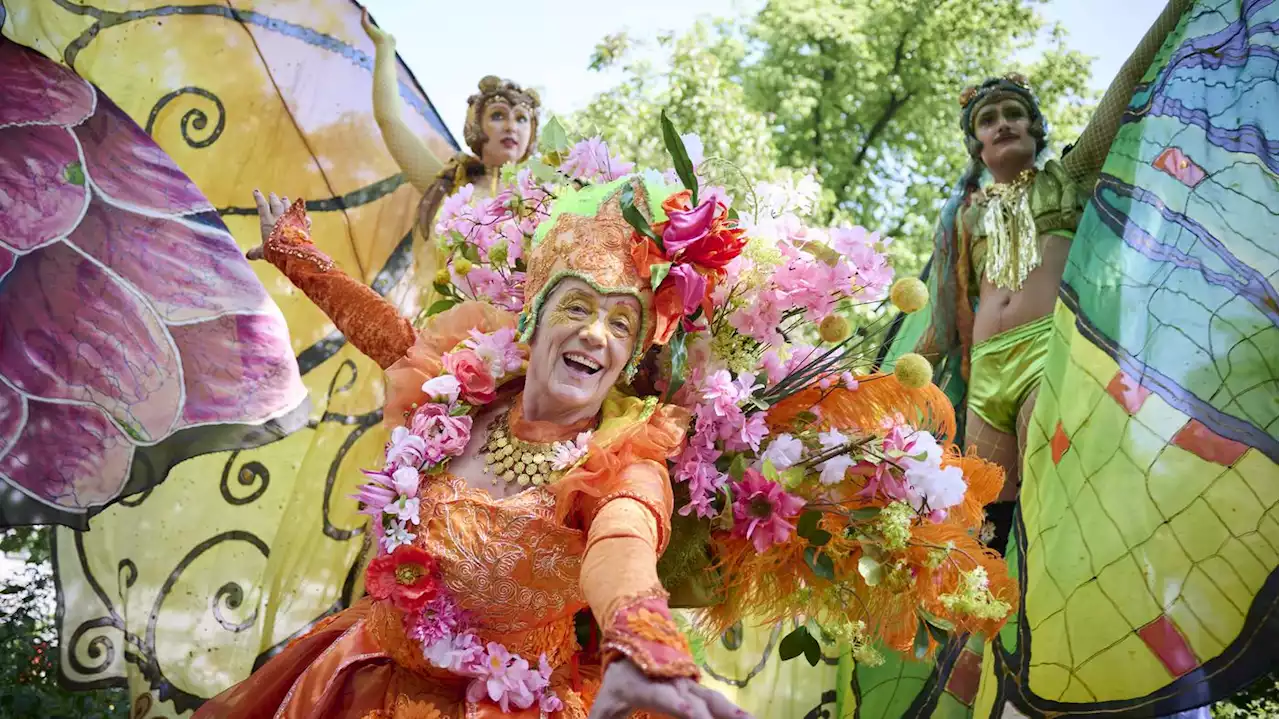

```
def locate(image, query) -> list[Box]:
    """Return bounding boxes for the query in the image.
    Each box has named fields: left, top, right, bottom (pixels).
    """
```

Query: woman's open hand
left=361, top=8, right=395, bottom=49
left=588, top=659, right=751, bottom=719
left=246, top=189, right=291, bottom=261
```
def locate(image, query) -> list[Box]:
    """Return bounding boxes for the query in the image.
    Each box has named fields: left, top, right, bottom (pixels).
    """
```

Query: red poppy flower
left=365, top=545, right=440, bottom=613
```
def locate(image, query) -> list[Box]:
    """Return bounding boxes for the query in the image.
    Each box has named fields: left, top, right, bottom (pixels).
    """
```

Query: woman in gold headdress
left=361, top=10, right=540, bottom=317
left=196, top=178, right=749, bottom=719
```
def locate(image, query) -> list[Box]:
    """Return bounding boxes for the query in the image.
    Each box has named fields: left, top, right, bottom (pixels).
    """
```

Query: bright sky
left=363, top=0, right=1168, bottom=144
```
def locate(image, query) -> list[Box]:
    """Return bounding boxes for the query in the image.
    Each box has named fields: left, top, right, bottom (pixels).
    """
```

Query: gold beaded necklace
left=480, top=409, right=562, bottom=487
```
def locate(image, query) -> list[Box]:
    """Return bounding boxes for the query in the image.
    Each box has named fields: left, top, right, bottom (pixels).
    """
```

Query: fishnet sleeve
left=1063, top=0, right=1193, bottom=187
left=371, top=40, right=448, bottom=193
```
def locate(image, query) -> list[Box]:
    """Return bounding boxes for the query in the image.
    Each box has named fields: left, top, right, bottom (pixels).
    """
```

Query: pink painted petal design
left=0, top=399, right=132, bottom=507
left=0, top=125, right=89, bottom=251
left=169, top=314, right=308, bottom=427
left=73, top=93, right=210, bottom=216
left=0, top=381, right=25, bottom=456
left=69, top=196, right=268, bottom=322
left=0, top=242, right=181, bottom=441
left=0, top=41, right=95, bottom=129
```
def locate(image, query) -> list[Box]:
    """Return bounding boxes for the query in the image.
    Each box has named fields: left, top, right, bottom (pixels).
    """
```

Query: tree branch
left=850, top=24, right=915, bottom=169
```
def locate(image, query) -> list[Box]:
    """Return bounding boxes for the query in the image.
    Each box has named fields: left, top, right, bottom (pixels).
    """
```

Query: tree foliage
left=571, top=0, right=1097, bottom=277
left=0, top=528, right=128, bottom=719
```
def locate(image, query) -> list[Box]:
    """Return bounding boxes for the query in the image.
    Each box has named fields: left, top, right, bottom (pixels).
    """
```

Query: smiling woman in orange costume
left=193, top=178, right=751, bottom=719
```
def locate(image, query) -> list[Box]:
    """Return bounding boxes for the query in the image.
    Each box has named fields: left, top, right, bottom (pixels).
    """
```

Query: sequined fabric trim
left=600, top=589, right=698, bottom=680
left=265, top=223, right=334, bottom=272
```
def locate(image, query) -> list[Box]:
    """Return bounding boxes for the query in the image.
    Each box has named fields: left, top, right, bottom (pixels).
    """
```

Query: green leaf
left=808, top=529, right=832, bottom=546
left=913, top=618, right=931, bottom=660
left=761, top=460, right=780, bottom=482
left=857, top=556, right=883, bottom=586
left=426, top=299, right=458, bottom=316
left=727, top=454, right=749, bottom=482
left=920, top=609, right=956, bottom=633
left=924, top=617, right=950, bottom=647
left=848, top=507, right=881, bottom=522
left=778, top=626, right=813, bottom=662
left=620, top=182, right=662, bottom=248
left=804, top=635, right=822, bottom=666
left=804, top=547, right=835, bottom=580
left=796, top=510, right=822, bottom=538
left=780, top=466, right=806, bottom=489
left=665, top=326, right=688, bottom=400
left=528, top=160, right=562, bottom=184
left=793, top=411, right=819, bottom=428
left=649, top=262, right=672, bottom=291
left=538, top=115, right=570, bottom=153
left=660, top=110, right=698, bottom=206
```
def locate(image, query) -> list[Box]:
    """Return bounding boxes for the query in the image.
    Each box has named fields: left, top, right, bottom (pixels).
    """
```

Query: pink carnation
left=406, top=592, right=469, bottom=648
left=409, top=403, right=473, bottom=464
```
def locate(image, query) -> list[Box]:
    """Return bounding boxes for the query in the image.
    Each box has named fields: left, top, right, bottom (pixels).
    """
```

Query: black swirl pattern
left=41, top=0, right=454, bottom=712
left=144, top=86, right=226, bottom=148
left=212, top=582, right=259, bottom=633
left=219, top=454, right=270, bottom=506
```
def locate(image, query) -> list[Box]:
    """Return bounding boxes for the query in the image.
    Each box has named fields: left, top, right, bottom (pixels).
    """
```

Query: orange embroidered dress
left=192, top=207, right=697, bottom=719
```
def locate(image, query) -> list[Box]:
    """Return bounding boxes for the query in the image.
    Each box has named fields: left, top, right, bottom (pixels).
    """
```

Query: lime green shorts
left=967, top=314, right=1054, bottom=435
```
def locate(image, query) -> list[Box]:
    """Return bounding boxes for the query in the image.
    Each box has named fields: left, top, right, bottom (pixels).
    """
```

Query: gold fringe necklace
left=979, top=168, right=1039, bottom=291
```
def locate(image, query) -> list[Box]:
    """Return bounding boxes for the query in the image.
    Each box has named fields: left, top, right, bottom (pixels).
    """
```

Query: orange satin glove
left=578, top=460, right=698, bottom=680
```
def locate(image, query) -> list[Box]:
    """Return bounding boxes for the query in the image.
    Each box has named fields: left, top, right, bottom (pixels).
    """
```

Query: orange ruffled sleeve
left=382, top=301, right=518, bottom=428
left=264, top=200, right=416, bottom=370
left=552, top=401, right=699, bottom=679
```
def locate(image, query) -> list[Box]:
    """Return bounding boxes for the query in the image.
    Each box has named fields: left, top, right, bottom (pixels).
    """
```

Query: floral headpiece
left=518, top=176, right=671, bottom=378
left=463, top=75, right=541, bottom=161
left=958, top=73, right=1043, bottom=140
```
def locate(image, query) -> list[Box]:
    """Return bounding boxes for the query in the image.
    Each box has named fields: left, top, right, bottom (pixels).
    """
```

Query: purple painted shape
left=69, top=196, right=269, bottom=323
left=0, top=41, right=94, bottom=128
left=1093, top=175, right=1279, bottom=322
left=0, top=381, right=24, bottom=455
left=0, top=398, right=132, bottom=506
left=0, top=125, right=89, bottom=251
left=74, top=93, right=211, bottom=216
left=170, top=314, right=307, bottom=427
left=0, top=242, right=182, bottom=441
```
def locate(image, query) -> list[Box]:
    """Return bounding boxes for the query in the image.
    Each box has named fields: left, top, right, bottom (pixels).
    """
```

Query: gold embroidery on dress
left=415, top=477, right=586, bottom=635
left=978, top=168, right=1040, bottom=291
